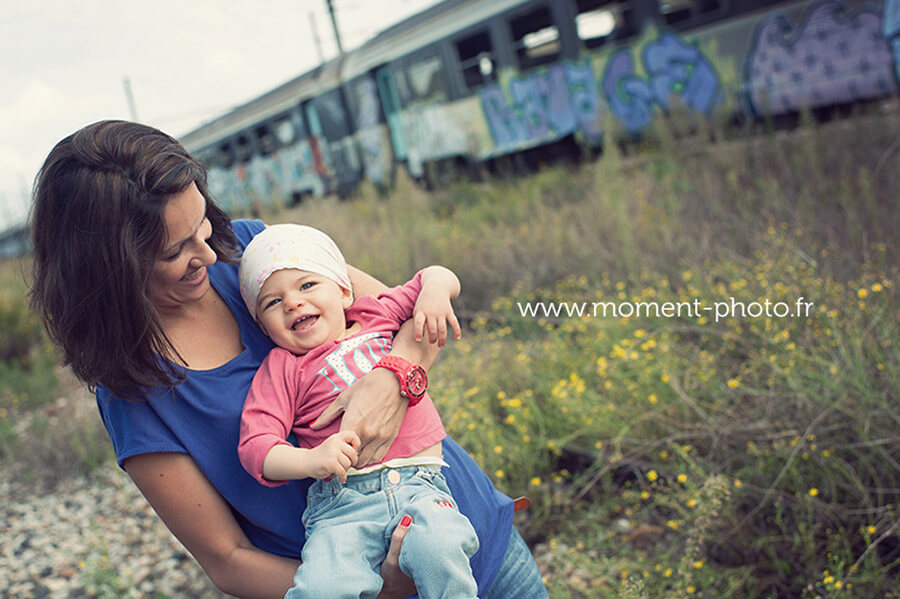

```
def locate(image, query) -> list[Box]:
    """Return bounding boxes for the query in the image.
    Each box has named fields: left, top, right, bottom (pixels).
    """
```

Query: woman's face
left=150, top=182, right=217, bottom=312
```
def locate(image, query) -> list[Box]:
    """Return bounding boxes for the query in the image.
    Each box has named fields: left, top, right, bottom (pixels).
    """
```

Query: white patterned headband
left=239, top=224, right=351, bottom=320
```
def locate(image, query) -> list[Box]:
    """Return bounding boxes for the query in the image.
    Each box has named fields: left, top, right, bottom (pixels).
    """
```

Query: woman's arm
left=313, top=266, right=442, bottom=465
left=125, top=452, right=416, bottom=599
left=124, top=452, right=297, bottom=599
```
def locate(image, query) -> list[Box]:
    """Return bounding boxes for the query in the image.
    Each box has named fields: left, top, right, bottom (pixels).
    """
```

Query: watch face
left=406, top=366, right=427, bottom=398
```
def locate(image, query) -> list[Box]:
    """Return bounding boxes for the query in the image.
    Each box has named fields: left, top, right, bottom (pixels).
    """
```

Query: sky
left=0, top=0, right=441, bottom=233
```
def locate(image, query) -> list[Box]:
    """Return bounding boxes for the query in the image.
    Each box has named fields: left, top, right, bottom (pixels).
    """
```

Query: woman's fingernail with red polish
left=400, top=515, right=412, bottom=527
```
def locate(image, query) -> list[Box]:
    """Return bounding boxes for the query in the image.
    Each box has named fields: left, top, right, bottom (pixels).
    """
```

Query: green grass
left=4, top=111, right=899, bottom=597
left=269, top=112, right=899, bottom=597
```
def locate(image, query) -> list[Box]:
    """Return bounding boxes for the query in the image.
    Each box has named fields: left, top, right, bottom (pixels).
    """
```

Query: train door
left=302, top=101, right=334, bottom=194
left=304, top=101, right=324, bottom=139
left=375, top=66, right=408, bottom=161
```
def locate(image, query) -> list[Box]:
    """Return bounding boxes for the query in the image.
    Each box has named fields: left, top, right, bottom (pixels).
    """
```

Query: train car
left=181, top=0, right=900, bottom=209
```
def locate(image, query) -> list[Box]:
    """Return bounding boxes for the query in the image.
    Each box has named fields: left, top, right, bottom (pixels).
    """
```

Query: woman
left=29, top=120, right=548, bottom=598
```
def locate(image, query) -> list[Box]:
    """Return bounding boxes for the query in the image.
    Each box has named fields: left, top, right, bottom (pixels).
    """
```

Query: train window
left=314, top=90, right=352, bottom=141
left=407, top=55, right=449, bottom=103
left=456, top=30, right=496, bottom=90
left=217, top=142, right=234, bottom=169
left=235, top=135, right=253, bottom=164
left=660, top=0, right=724, bottom=29
left=194, top=148, right=215, bottom=170
left=273, top=116, right=296, bottom=147
left=509, top=5, right=560, bottom=70
left=574, top=0, right=635, bottom=48
left=255, top=125, right=275, bottom=156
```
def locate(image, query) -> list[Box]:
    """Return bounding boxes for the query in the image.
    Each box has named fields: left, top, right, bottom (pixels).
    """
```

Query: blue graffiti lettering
left=509, top=76, right=552, bottom=139
left=564, top=62, right=603, bottom=142
left=482, top=85, right=520, bottom=148
left=481, top=60, right=602, bottom=151
left=603, top=33, right=721, bottom=133
left=602, top=50, right=655, bottom=133
left=644, top=34, right=721, bottom=114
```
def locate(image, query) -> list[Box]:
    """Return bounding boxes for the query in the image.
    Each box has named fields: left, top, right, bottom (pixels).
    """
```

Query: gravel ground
left=2, top=464, right=560, bottom=599
left=1, top=388, right=557, bottom=598
left=1, top=465, right=223, bottom=599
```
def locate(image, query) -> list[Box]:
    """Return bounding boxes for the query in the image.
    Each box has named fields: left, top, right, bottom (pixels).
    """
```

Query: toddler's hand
left=309, top=430, right=360, bottom=483
left=413, top=290, right=461, bottom=348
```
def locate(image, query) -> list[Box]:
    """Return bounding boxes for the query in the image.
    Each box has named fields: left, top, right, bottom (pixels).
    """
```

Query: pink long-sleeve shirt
left=238, top=272, right=446, bottom=487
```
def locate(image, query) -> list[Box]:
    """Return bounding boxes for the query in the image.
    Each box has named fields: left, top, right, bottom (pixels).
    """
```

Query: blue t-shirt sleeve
left=97, top=387, right=187, bottom=468
left=229, top=218, right=266, bottom=250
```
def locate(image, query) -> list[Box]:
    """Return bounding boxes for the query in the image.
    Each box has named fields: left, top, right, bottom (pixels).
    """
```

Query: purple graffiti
left=603, top=34, right=721, bottom=134
left=745, top=0, right=898, bottom=116
left=481, top=60, right=601, bottom=151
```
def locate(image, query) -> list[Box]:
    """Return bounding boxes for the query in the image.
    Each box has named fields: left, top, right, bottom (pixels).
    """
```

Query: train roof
left=180, top=0, right=530, bottom=151
left=180, top=57, right=342, bottom=151
left=341, top=0, right=526, bottom=79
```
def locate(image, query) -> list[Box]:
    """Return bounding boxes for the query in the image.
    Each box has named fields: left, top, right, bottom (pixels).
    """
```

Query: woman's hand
left=378, top=515, right=416, bottom=599
left=316, top=266, right=445, bottom=466
left=311, top=367, right=406, bottom=466
left=312, top=318, right=440, bottom=465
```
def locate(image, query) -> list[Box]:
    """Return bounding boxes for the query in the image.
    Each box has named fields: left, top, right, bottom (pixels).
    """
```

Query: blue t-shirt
left=96, top=219, right=512, bottom=595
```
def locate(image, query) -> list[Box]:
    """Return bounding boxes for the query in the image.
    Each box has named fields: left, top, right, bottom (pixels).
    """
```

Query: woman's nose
left=188, top=247, right=216, bottom=271
left=188, top=237, right=217, bottom=268
left=199, top=239, right=217, bottom=264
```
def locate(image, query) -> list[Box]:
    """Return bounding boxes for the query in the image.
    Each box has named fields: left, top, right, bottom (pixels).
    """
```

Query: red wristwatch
left=373, top=356, right=428, bottom=406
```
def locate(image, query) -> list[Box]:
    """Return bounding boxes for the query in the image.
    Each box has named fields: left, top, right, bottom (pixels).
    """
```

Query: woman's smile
left=182, top=265, right=207, bottom=284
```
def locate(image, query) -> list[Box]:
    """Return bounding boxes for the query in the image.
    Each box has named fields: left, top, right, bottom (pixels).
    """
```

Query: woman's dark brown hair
left=29, top=120, right=238, bottom=398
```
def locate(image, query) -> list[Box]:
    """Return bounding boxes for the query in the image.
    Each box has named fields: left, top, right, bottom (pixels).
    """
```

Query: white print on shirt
left=316, top=332, right=392, bottom=394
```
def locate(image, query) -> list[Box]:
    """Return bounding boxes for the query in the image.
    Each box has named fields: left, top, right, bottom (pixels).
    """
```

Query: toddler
left=237, top=224, right=478, bottom=599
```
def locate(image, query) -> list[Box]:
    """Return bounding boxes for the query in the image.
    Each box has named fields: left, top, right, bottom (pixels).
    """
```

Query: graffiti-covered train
left=181, top=0, right=900, bottom=211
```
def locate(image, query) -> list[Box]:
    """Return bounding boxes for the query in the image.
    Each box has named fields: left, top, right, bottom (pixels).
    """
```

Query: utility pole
left=123, top=77, right=139, bottom=121
left=325, top=0, right=344, bottom=56
left=309, top=12, right=326, bottom=64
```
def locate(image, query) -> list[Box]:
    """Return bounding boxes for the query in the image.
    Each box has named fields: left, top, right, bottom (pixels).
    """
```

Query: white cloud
left=0, top=0, right=441, bottom=214
left=0, top=79, right=68, bottom=135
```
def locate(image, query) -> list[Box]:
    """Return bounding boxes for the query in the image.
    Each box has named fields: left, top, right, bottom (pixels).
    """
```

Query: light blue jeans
left=286, top=465, right=479, bottom=599
left=483, top=526, right=549, bottom=599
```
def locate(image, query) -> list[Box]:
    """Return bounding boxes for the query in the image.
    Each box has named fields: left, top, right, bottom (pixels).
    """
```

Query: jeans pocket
left=302, top=485, right=345, bottom=528
left=426, top=470, right=452, bottom=497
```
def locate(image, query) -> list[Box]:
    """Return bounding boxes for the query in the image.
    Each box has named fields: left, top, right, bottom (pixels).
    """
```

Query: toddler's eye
left=263, top=298, right=281, bottom=311
left=300, top=282, right=315, bottom=291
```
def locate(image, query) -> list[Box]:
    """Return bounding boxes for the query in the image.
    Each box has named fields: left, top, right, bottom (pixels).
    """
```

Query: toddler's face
left=256, top=268, right=353, bottom=355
